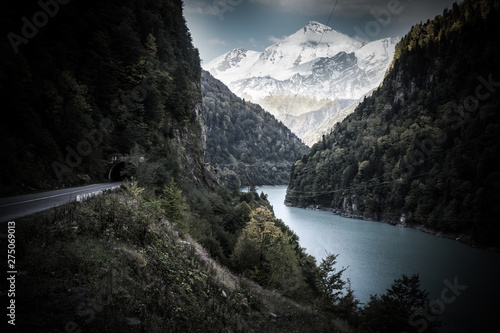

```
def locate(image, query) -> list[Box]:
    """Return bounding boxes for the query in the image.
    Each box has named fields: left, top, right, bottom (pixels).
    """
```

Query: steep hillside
left=286, top=0, right=500, bottom=246
left=0, top=0, right=213, bottom=195
left=202, top=71, right=309, bottom=187
left=10, top=185, right=345, bottom=332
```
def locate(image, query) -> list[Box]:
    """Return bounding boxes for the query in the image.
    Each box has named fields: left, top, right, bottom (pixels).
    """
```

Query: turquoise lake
left=257, top=186, right=500, bottom=332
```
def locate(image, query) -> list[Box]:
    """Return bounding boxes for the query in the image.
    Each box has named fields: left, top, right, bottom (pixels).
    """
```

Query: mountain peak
left=303, top=21, right=334, bottom=34
left=204, top=20, right=396, bottom=105
left=289, top=21, right=358, bottom=49
left=229, top=48, right=248, bottom=54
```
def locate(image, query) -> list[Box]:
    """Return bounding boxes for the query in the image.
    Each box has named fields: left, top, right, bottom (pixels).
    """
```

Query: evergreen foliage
left=201, top=71, right=309, bottom=187
left=316, top=253, right=348, bottom=307
left=286, top=0, right=500, bottom=246
left=161, top=178, right=188, bottom=224
left=0, top=0, right=206, bottom=195
left=361, top=274, right=439, bottom=332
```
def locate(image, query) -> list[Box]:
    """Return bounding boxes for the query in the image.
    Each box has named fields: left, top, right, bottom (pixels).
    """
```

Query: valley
left=0, top=0, right=499, bottom=332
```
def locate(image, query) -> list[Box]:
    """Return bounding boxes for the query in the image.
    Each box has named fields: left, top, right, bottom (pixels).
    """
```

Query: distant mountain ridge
left=204, top=21, right=398, bottom=145
left=281, top=94, right=370, bottom=145
left=201, top=71, right=308, bottom=187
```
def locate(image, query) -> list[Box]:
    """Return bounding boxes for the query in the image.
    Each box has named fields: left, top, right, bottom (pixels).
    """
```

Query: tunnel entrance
left=108, top=161, right=136, bottom=181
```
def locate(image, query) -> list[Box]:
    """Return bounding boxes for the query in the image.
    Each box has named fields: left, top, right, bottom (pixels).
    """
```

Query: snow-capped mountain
left=209, top=48, right=261, bottom=85
left=231, top=51, right=370, bottom=101
left=204, top=21, right=399, bottom=144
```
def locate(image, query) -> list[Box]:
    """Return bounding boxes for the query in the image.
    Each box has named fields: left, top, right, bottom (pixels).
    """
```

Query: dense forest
left=202, top=71, right=309, bottom=187
left=287, top=0, right=500, bottom=246
left=0, top=0, right=211, bottom=196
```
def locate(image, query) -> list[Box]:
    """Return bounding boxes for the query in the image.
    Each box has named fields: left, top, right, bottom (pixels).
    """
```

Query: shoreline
left=284, top=201, right=500, bottom=253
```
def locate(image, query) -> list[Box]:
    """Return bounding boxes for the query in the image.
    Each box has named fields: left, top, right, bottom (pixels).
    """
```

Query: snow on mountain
left=204, top=21, right=399, bottom=144
left=207, top=48, right=261, bottom=84
left=231, top=51, right=370, bottom=101
left=207, top=21, right=364, bottom=81
left=247, top=21, right=363, bottom=80
left=355, top=37, right=400, bottom=87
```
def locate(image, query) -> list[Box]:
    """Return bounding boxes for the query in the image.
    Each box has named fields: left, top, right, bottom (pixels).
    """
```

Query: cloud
left=184, top=0, right=243, bottom=17
left=248, top=0, right=394, bottom=17
left=183, top=1, right=215, bottom=15
left=267, top=35, right=284, bottom=43
left=208, top=38, right=228, bottom=46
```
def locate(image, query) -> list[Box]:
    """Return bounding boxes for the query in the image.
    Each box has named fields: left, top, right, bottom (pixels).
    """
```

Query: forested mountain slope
left=0, top=0, right=213, bottom=195
left=0, top=1, right=327, bottom=331
left=202, top=71, right=309, bottom=187
left=286, top=0, right=500, bottom=246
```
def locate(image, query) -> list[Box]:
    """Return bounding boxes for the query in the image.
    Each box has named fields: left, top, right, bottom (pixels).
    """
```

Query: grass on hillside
left=4, top=187, right=351, bottom=332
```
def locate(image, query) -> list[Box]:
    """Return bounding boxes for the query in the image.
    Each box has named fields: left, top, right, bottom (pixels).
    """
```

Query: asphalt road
left=0, top=182, right=122, bottom=223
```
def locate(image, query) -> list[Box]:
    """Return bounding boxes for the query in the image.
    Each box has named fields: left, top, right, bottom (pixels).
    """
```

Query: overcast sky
left=184, top=0, right=460, bottom=63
